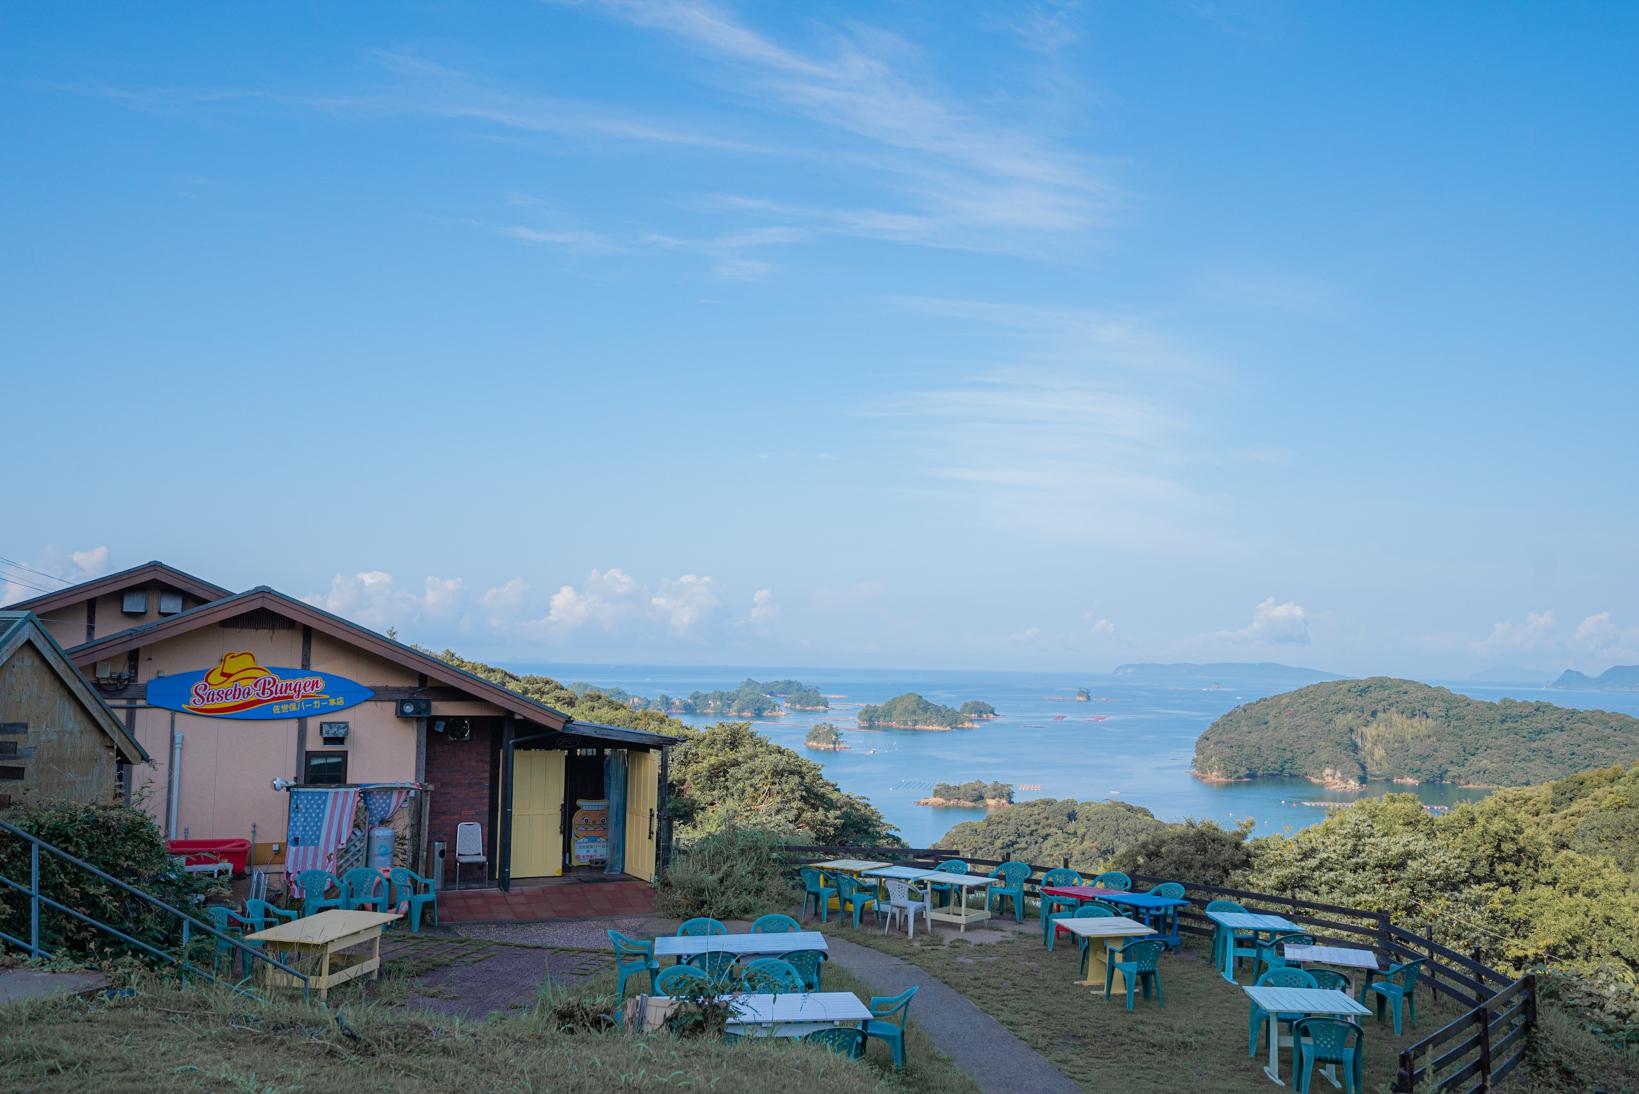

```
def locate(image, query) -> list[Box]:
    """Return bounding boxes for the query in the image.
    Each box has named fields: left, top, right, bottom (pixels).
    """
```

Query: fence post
left=1395, top=1047, right=1416, bottom=1092
left=29, top=839, right=40, bottom=955
left=1476, top=1002, right=1492, bottom=1091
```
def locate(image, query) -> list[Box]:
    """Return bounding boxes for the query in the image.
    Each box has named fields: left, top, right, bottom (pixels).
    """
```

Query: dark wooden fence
left=784, top=844, right=1537, bottom=1092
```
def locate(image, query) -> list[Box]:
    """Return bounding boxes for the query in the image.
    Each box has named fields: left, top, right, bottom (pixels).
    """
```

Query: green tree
left=936, top=798, right=1167, bottom=868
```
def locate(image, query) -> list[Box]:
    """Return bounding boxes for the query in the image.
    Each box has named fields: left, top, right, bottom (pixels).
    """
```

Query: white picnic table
left=923, top=871, right=997, bottom=932
left=1205, top=910, right=1300, bottom=981
left=722, top=992, right=872, bottom=1037
left=654, top=931, right=829, bottom=960
left=1284, top=943, right=1381, bottom=996
left=1242, top=985, right=1370, bottom=1087
left=1056, top=916, right=1156, bottom=994
left=863, top=865, right=945, bottom=881
left=808, top=858, right=891, bottom=875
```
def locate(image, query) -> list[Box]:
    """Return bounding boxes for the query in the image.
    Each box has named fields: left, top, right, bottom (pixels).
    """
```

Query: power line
left=0, top=569, right=59, bottom=596
left=0, top=556, right=74, bottom=586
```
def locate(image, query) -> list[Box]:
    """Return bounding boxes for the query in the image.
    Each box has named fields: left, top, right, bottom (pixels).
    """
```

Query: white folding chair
left=455, top=822, right=487, bottom=888
left=881, top=878, right=930, bottom=939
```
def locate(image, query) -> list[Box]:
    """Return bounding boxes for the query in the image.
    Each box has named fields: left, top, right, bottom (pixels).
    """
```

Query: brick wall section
left=425, top=721, right=497, bottom=886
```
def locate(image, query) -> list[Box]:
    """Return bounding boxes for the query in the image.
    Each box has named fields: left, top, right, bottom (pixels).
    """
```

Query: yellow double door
left=509, top=748, right=660, bottom=881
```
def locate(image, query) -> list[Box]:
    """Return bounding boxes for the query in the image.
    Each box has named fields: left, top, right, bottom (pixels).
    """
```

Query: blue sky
left=4, top=2, right=1637, bottom=677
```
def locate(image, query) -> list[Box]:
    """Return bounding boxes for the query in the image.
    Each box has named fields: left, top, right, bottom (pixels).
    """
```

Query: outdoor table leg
left=1264, top=1009, right=1283, bottom=1085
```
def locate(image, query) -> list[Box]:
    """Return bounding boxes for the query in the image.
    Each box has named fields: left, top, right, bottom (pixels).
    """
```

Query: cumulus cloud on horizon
left=1221, top=597, right=1311, bottom=646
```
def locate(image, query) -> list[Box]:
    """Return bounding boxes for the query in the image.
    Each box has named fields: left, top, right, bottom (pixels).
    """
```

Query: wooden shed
left=0, top=610, right=149, bottom=808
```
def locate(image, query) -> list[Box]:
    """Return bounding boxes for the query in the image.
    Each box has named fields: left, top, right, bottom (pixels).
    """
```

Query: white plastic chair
left=881, top=878, right=930, bottom=939
left=454, top=822, right=487, bottom=888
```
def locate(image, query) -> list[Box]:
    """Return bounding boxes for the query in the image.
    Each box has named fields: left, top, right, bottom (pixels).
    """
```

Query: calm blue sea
left=505, top=662, right=1639, bottom=849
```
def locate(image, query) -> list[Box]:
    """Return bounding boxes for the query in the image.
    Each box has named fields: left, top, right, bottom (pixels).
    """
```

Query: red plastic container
left=165, top=838, right=251, bottom=875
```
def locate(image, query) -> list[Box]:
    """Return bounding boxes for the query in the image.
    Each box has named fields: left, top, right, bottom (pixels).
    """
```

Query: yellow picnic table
left=245, top=908, right=400, bottom=1000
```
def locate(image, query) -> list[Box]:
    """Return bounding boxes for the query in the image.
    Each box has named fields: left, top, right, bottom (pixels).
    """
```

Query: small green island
left=917, top=780, right=1014, bottom=808
left=1192, top=676, right=1639, bottom=789
left=804, top=722, right=848, bottom=751
left=857, top=692, right=997, bottom=730
left=1074, top=687, right=1090, bottom=701
left=569, top=677, right=828, bottom=718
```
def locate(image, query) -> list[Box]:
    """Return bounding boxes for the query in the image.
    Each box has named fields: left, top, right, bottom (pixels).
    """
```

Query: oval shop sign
left=145, top=651, right=374, bottom=720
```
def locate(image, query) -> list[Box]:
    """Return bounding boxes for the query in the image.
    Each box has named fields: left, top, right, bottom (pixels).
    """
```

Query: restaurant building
left=5, top=564, right=675, bottom=889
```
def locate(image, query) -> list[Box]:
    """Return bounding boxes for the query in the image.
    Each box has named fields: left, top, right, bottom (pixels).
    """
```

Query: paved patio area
left=437, top=878, right=655, bottom=923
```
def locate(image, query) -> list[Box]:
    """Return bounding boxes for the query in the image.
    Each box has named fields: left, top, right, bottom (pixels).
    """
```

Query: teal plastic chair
left=608, top=929, right=659, bottom=998
left=1249, top=967, right=1319, bottom=1055
left=389, top=866, right=439, bottom=931
left=1092, top=871, right=1132, bottom=891
left=863, top=986, right=918, bottom=1070
left=1293, top=1016, right=1364, bottom=1094
left=803, top=1026, right=866, bottom=1058
left=1145, top=881, right=1186, bottom=947
left=677, top=916, right=728, bottom=937
left=243, top=898, right=299, bottom=932
left=655, top=964, right=712, bottom=997
left=204, top=906, right=252, bottom=976
left=752, top=913, right=801, bottom=934
left=297, top=869, right=345, bottom=917
left=687, top=950, right=740, bottom=984
left=800, top=868, right=837, bottom=922
left=928, top=860, right=967, bottom=908
left=1038, top=868, right=1082, bottom=945
left=1206, top=898, right=1250, bottom=970
left=985, top=861, right=1032, bottom=923
left=1305, top=967, right=1353, bottom=996
left=340, top=867, right=388, bottom=912
left=784, top=949, right=826, bottom=991
left=1069, top=903, right=1119, bottom=975
left=1256, top=932, right=1317, bottom=980
left=740, top=958, right=805, bottom=993
left=1105, top=938, right=1166, bottom=1010
left=1366, top=958, right=1424, bottom=1035
left=836, top=874, right=880, bottom=929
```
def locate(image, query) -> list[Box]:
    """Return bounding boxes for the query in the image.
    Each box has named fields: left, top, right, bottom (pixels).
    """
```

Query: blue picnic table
left=1040, top=886, right=1191, bottom=949
left=1203, top=909, right=1299, bottom=982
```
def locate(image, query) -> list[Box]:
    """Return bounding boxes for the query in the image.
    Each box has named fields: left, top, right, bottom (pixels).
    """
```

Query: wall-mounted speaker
left=396, top=698, right=431, bottom=718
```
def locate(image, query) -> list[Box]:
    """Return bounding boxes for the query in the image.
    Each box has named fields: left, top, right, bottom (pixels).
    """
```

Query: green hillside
left=1192, top=677, right=1639, bottom=787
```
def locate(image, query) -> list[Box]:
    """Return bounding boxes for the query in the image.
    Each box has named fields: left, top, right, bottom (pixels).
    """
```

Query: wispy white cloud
left=1472, top=609, right=1639, bottom=663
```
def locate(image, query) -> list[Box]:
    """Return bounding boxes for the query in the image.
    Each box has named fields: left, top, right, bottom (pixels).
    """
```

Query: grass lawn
left=0, top=972, right=905, bottom=1094
left=816, top=914, right=1467, bottom=1094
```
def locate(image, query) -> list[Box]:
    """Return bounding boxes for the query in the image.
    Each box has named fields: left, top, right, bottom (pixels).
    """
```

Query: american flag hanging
left=285, top=787, right=361, bottom=896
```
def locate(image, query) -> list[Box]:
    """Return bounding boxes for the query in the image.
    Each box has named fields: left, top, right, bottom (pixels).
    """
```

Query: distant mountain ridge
left=1193, top=676, right=1639, bottom=788
left=1552, top=666, right=1639, bottom=691
left=1111, top=661, right=1344, bottom=683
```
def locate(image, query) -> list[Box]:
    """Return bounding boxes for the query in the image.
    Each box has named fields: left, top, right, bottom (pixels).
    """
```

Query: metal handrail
left=0, top=817, right=310, bottom=999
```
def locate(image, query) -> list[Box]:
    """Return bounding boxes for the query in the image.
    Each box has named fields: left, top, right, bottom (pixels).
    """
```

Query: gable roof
left=6, top=560, right=232, bottom=616
left=69, top=586, right=677, bottom=749
left=0, top=611, right=149, bottom=764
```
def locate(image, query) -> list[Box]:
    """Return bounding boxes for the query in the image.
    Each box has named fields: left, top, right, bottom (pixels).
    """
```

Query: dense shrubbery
left=936, top=798, right=1168, bottom=870
left=1193, top=677, right=1639, bottom=786
left=668, top=723, right=895, bottom=845
left=0, top=800, right=221, bottom=960
left=1108, top=818, right=1254, bottom=887
left=656, top=824, right=797, bottom=920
